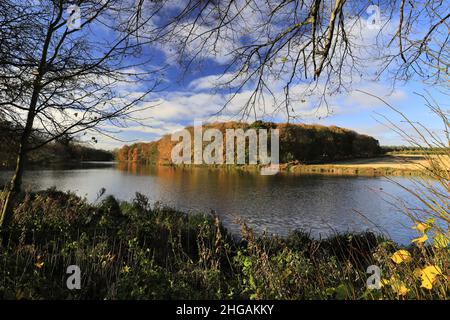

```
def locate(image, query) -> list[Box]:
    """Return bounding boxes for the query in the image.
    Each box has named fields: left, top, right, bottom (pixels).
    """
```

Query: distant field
left=330, top=154, right=450, bottom=169
left=287, top=154, right=450, bottom=176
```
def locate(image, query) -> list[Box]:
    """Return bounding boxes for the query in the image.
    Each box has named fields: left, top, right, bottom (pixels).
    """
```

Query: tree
left=2, top=0, right=449, bottom=233
left=0, top=0, right=165, bottom=232
left=155, top=0, right=449, bottom=116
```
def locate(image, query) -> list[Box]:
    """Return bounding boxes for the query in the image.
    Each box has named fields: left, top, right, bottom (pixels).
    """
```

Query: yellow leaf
left=419, top=265, right=443, bottom=290
left=122, top=265, right=131, bottom=273
left=412, top=222, right=428, bottom=233
left=391, top=250, right=411, bottom=264
left=393, top=283, right=409, bottom=296
left=389, top=277, right=409, bottom=296
left=35, top=261, right=44, bottom=269
left=380, top=278, right=390, bottom=288
left=421, top=277, right=433, bottom=290
left=411, top=233, right=428, bottom=245
left=413, top=268, right=423, bottom=278
left=382, top=276, right=409, bottom=296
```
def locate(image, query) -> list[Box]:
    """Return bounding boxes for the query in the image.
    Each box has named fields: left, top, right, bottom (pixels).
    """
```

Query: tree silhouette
left=0, top=0, right=164, bottom=232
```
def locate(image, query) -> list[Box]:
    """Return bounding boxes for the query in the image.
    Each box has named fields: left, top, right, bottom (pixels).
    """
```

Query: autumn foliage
left=115, top=121, right=382, bottom=165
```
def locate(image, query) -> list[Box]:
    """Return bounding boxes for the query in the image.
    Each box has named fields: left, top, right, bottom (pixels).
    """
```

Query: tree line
left=116, top=122, right=382, bottom=165
left=0, top=120, right=113, bottom=168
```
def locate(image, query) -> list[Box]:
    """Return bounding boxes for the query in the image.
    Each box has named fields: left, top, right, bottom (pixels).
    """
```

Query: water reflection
left=0, top=162, right=425, bottom=244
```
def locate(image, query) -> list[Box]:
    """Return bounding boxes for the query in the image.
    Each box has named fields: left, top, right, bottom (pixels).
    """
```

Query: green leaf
left=433, top=232, right=449, bottom=248
left=335, top=283, right=352, bottom=300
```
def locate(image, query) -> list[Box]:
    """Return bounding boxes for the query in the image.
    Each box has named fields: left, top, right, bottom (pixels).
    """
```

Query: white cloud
left=188, top=73, right=238, bottom=91
left=343, top=83, right=407, bottom=110
left=90, top=4, right=412, bottom=149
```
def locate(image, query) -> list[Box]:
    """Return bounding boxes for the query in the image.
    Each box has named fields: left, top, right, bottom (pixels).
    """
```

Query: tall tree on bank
left=0, top=0, right=164, bottom=233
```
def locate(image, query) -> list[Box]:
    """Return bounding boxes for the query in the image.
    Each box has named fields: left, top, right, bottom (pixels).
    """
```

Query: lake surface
left=0, top=162, right=428, bottom=244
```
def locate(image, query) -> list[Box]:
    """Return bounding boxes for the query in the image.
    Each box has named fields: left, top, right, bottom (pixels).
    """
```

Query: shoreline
left=1, top=155, right=442, bottom=177
left=283, top=164, right=423, bottom=176
left=150, top=154, right=432, bottom=177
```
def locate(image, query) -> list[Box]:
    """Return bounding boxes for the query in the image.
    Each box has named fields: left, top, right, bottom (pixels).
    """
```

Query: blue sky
left=89, top=2, right=449, bottom=150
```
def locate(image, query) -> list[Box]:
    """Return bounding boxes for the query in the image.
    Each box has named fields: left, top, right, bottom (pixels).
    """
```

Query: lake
left=0, top=162, right=427, bottom=244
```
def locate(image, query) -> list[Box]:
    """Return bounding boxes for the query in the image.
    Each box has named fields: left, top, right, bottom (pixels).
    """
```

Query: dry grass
left=283, top=154, right=449, bottom=176
left=330, top=154, right=450, bottom=169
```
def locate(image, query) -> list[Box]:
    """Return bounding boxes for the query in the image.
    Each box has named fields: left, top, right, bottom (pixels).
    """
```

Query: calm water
left=0, top=162, right=427, bottom=244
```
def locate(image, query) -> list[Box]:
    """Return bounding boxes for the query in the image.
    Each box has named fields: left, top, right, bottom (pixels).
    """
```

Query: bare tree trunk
left=0, top=141, right=27, bottom=230
left=0, top=17, right=54, bottom=241
left=0, top=86, right=39, bottom=238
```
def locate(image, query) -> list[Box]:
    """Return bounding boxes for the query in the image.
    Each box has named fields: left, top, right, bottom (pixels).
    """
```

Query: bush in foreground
left=0, top=189, right=447, bottom=300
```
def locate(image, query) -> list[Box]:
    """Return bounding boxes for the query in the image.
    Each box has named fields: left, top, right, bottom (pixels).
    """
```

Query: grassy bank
left=284, top=154, right=435, bottom=176
left=257, top=154, right=448, bottom=176
left=0, top=189, right=448, bottom=300
left=134, top=154, right=445, bottom=177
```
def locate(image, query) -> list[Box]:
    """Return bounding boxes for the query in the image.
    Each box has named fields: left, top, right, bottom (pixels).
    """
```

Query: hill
left=115, top=121, right=382, bottom=165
